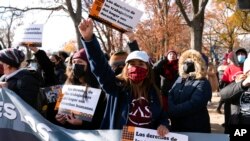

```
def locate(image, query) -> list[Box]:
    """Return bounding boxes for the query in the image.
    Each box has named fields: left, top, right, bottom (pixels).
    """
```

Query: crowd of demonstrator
left=0, top=18, right=249, bottom=136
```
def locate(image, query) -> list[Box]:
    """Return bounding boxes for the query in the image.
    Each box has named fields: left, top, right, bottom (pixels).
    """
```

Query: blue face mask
left=237, top=55, right=246, bottom=63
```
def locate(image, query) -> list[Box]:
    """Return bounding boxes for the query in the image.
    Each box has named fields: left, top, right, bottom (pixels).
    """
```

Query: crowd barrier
left=0, top=88, right=229, bottom=141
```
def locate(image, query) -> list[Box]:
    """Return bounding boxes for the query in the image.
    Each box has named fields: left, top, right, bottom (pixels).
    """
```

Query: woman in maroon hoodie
left=153, top=50, right=179, bottom=111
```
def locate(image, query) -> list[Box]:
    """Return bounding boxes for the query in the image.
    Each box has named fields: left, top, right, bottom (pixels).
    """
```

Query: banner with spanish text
left=0, top=88, right=230, bottom=141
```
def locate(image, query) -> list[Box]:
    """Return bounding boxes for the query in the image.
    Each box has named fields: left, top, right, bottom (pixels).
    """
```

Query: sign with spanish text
left=89, top=0, right=143, bottom=32
left=55, top=85, right=101, bottom=122
left=122, top=126, right=188, bottom=141
left=14, top=24, right=43, bottom=47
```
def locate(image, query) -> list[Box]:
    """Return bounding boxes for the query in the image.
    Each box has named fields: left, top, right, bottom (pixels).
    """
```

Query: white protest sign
left=14, top=24, right=43, bottom=47
left=89, top=0, right=143, bottom=32
left=122, top=126, right=188, bottom=141
left=57, top=85, right=101, bottom=122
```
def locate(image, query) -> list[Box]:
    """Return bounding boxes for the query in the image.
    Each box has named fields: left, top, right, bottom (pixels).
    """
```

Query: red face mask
left=127, top=66, right=148, bottom=83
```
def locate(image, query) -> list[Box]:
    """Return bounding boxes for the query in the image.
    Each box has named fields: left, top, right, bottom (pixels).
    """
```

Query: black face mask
left=183, top=61, right=195, bottom=74
left=72, top=64, right=86, bottom=79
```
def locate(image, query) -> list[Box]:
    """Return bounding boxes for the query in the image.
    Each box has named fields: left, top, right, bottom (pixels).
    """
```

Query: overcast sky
left=1, top=0, right=76, bottom=52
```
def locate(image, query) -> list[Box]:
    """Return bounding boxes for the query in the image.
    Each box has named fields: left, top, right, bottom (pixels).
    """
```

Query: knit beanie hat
left=0, top=48, right=25, bottom=68
left=244, top=53, right=250, bottom=74
left=109, top=51, right=128, bottom=67
left=164, top=50, right=177, bottom=58
left=72, top=48, right=88, bottom=63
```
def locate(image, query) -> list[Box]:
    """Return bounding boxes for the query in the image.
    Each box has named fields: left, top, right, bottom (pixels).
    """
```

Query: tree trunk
left=75, top=25, right=83, bottom=49
left=190, top=14, right=204, bottom=52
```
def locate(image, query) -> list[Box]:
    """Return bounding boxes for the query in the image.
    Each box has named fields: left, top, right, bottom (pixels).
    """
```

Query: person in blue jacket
left=168, top=49, right=212, bottom=133
left=78, top=18, right=169, bottom=137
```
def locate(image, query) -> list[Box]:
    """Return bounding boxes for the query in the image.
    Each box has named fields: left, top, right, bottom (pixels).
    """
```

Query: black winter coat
left=0, top=69, right=40, bottom=109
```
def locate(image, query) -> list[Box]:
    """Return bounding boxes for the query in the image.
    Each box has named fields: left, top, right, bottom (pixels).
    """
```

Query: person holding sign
left=55, top=48, right=106, bottom=130
left=78, top=18, right=169, bottom=137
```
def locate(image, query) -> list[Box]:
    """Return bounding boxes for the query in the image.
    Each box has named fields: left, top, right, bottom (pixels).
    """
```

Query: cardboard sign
left=14, top=24, right=43, bottom=47
left=55, top=85, right=101, bottom=122
left=122, top=126, right=188, bottom=141
left=89, top=0, right=143, bottom=32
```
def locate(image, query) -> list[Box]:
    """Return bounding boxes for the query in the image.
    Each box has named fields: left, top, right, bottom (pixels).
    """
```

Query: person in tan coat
left=207, top=61, right=219, bottom=93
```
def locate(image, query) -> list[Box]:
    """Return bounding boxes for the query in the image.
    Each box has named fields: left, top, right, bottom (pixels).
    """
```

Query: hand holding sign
left=66, top=113, right=83, bottom=126
left=55, top=113, right=67, bottom=124
left=124, top=30, right=135, bottom=42
left=0, top=82, right=8, bottom=88
left=78, top=18, right=94, bottom=42
left=28, top=46, right=39, bottom=53
left=157, top=125, right=169, bottom=137
left=122, top=126, right=188, bottom=141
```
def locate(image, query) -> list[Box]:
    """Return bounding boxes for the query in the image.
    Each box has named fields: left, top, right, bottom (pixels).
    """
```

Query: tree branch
left=65, top=0, right=76, bottom=20
left=194, top=0, right=209, bottom=18
left=176, top=0, right=191, bottom=26
left=75, top=0, right=82, bottom=22
left=0, top=5, right=66, bottom=13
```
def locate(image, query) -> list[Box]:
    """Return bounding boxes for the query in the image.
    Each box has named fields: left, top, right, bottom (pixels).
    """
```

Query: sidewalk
left=208, top=92, right=225, bottom=133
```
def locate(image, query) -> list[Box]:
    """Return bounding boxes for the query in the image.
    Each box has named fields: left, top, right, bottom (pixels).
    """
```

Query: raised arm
left=78, top=18, right=119, bottom=94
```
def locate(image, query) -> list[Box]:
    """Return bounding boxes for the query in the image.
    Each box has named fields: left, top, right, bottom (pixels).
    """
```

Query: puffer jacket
left=168, top=49, right=212, bottom=133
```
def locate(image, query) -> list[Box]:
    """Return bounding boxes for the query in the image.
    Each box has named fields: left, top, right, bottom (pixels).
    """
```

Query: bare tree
left=176, top=0, right=209, bottom=52
left=0, top=9, right=23, bottom=49
left=0, top=0, right=124, bottom=54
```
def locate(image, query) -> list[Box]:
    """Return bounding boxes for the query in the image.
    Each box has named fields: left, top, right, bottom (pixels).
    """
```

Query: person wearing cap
left=168, top=49, right=212, bottom=133
left=219, top=53, right=250, bottom=129
left=54, top=48, right=106, bottom=130
left=0, top=48, right=40, bottom=109
left=78, top=18, right=169, bottom=137
left=153, top=50, right=179, bottom=112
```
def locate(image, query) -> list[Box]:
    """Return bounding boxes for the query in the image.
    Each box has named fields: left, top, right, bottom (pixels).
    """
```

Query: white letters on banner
left=0, top=101, right=17, bottom=120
